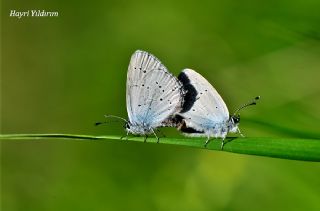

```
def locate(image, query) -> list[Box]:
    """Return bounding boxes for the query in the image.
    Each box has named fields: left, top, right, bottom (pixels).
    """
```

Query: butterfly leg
left=144, top=135, right=148, bottom=143
left=237, top=128, right=245, bottom=137
left=156, top=128, right=166, bottom=138
left=204, top=136, right=211, bottom=148
left=151, top=128, right=160, bottom=143
left=221, top=137, right=225, bottom=150
left=120, top=131, right=129, bottom=141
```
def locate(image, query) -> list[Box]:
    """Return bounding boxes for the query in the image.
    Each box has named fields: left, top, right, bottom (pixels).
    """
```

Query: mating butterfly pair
left=99, top=50, right=259, bottom=148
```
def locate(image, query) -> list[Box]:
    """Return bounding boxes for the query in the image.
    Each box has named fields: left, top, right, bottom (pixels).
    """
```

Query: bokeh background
left=2, top=0, right=320, bottom=210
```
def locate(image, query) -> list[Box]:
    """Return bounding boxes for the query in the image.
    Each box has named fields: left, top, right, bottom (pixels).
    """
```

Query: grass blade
left=1, top=134, right=320, bottom=162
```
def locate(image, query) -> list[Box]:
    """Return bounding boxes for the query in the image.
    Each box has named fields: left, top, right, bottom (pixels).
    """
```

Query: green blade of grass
left=1, top=134, right=319, bottom=162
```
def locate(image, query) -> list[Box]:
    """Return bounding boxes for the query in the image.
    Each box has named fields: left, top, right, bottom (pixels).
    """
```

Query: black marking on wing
left=174, top=114, right=204, bottom=134
left=178, top=72, right=198, bottom=113
left=159, top=113, right=182, bottom=127
left=181, top=127, right=204, bottom=134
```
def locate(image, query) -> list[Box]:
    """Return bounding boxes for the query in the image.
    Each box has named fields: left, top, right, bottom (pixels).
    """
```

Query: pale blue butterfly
left=98, top=50, right=185, bottom=142
left=174, top=69, right=260, bottom=148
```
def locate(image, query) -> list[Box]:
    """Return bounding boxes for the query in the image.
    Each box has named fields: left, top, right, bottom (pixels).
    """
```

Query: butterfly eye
left=232, top=115, right=240, bottom=124
left=126, top=123, right=130, bottom=129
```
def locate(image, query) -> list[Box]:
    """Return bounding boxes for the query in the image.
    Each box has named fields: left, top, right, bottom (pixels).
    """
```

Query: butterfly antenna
left=104, top=115, right=128, bottom=123
left=233, top=96, right=260, bottom=115
left=95, top=121, right=107, bottom=126
left=95, top=115, right=127, bottom=126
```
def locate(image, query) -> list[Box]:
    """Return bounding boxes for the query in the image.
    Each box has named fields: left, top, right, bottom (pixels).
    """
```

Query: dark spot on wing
left=160, top=98, right=163, bottom=101
left=138, top=104, right=141, bottom=107
left=142, top=84, right=144, bottom=86
left=178, top=72, right=198, bottom=113
left=143, top=70, right=146, bottom=73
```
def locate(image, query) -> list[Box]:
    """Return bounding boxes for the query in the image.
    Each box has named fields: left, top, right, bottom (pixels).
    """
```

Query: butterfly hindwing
left=177, top=69, right=229, bottom=132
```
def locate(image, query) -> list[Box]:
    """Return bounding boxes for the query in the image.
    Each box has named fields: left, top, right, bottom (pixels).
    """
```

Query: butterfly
left=97, top=50, right=185, bottom=142
left=174, top=68, right=259, bottom=148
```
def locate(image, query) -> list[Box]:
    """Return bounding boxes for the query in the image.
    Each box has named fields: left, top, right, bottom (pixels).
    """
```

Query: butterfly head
left=124, top=121, right=152, bottom=135
left=124, top=122, right=130, bottom=129
left=230, top=114, right=240, bottom=124
left=124, top=121, right=133, bottom=132
left=228, top=96, right=260, bottom=133
left=228, top=114, right=240, bottom=133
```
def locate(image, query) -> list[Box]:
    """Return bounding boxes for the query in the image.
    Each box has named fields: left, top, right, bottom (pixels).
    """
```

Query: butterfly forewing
left=126, top=50, right=184, bottom=128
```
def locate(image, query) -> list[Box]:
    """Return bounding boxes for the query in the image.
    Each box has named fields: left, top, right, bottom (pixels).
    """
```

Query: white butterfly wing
left=126, top=50, right=184, bottom=128
left=177, top=69, right=229, bottom=131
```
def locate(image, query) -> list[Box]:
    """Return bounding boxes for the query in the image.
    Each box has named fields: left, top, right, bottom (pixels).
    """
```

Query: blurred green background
left=1, top=0, right=320, bottom=210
